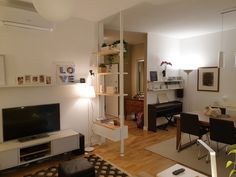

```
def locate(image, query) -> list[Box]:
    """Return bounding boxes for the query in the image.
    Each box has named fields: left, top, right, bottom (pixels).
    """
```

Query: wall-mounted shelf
left=96, top=92, right=128, bottom=96
left=97, top=72, right=128, bottom=76
left=148, top=87, right=184, bottom=92
left=148, top=79, right=184, bottom=92
left=0, top=82, right=78, bottom=88
left=148, top=80, right=183, bottom=83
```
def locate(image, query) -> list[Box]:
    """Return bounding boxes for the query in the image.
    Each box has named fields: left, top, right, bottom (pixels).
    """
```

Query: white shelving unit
left=94, top=12, right=127, bottom=156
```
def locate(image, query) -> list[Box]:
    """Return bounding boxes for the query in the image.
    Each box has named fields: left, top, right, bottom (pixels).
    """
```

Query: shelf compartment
left=20, top=142, right=51, bottom=162
left=93, top=121, right=128, bottom=142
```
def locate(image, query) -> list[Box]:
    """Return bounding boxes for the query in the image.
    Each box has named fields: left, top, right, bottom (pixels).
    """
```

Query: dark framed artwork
left=150, top=71, right=158, bottom=81
left=197, top=67, right=219, bottom=92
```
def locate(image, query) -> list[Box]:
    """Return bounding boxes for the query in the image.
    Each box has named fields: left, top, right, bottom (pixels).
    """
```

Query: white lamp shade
left=78, top=85, right=96, bottom=98
left=33, top=0, right=76, bottom=22
left=218, top=51, right=224, bottom=68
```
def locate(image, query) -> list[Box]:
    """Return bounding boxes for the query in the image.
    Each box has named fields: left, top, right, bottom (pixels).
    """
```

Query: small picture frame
left=197, top=67, right=220, bottom=92
left=31, top=75, right=39, bottom=84
left=45, top=76, right=52, bottom=85
left=24, top=75, right=31, bottom=84
left=150, top=71, right=158, bottom=81
left=16, top=76, right=24, bottom=85
left=39, top=75, right=45, bottom=84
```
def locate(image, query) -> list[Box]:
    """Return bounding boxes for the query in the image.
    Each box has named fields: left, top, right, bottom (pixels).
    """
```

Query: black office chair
left=178, top=113, right=210, bottom=152
left=209, top=118, right=236, bottom=152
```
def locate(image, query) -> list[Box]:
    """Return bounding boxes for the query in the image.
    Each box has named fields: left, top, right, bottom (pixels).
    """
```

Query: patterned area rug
left=23, top=154, right=129, bottom=177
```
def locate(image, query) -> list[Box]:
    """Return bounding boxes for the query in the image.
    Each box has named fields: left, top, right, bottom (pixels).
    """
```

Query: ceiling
left=3, top=0, right=236, bottom=38
left=103, top=0, right=236, bottom=38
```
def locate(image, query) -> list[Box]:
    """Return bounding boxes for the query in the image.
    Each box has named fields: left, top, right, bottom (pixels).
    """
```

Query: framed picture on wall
left=16, top=76, right=24, bottom=85
left=150, top=71, right=158, bottom=81
left=24, top=75, right=31, bottom=85
left=31, top=75, right=39, bottom=84
left=197, top=67, right=219, bottom=92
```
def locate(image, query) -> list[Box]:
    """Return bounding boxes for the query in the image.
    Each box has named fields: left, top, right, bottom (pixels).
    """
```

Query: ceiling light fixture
left=1, top=20, right=53, bottom=31
left=218, top=12, right=224, bottom=68
left=219, top=7, right=236, bottom=68
left=32, top=0, right=76, bottom=22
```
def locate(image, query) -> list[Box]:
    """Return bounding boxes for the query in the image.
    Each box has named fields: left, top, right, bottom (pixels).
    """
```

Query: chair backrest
left=180, top=113, right=200, bottom=136
left=209, top=118, right=235, bottom=145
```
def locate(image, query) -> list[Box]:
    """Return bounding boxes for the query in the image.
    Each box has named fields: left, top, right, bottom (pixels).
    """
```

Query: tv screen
left=2, top=103, right=60, bottom=141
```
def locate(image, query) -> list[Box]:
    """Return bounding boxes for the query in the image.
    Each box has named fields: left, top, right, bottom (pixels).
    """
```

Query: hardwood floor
left=94, top=120, right=176, bottom=176
left=0, top=120, right=176, bottom=177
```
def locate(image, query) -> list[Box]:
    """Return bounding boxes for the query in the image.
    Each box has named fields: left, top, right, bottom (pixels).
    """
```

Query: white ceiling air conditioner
left=0, top=0, right=54, bottom=31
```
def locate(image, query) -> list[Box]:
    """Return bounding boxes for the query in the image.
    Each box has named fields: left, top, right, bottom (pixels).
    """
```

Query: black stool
left=58, top=157, right=95, bottom=177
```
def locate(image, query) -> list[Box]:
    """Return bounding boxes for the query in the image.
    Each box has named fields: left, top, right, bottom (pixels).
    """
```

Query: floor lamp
left=183, top=69, right=193, bottom=112
left=78, top=85, right=96, bottom=152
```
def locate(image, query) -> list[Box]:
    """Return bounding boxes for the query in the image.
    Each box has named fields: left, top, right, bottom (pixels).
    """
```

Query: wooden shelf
left=96, top=92, right=128, bottom=96
left=97, top=49, right=120, bottom=56
left=97, top=72, right=128, bottom=76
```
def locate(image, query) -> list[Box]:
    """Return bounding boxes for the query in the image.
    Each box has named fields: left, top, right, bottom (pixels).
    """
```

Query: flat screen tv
left=2, top=103, right=60, bottom=142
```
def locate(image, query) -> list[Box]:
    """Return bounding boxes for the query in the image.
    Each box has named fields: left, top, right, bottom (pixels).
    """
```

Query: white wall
left=147, top=33, right=180, bottom=104
left=0, top=17, right=99, bottom=145
left=180, top=29, right=236, bottom=111
left=147, top=29, right=236, bottom=112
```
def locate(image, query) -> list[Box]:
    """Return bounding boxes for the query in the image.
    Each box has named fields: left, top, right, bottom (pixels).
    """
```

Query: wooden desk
left=176, top=112, right=236, bottom=151
left=124, top=98, right=144, bottom=118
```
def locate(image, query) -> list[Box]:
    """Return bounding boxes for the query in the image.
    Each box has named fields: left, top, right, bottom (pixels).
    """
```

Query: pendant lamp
left=218, top=12, right=224, bottom=68
left=33, top=0, right=76, bottom=22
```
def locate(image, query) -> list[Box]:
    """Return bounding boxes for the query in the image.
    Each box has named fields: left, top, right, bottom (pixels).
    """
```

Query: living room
left=1, top=0, right=236, bottom=177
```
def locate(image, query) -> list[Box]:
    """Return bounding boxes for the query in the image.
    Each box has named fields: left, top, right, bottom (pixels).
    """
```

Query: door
left=105, top=64, right=119, bottom=117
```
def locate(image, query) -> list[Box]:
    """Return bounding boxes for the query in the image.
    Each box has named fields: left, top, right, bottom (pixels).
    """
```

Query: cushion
left=204, top=106, right=221, bottom=118
left=58, top=158, right=95, bottom=177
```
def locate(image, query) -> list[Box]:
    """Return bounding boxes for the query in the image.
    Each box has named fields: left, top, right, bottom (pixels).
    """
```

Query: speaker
left=72, top=133, right=85, bottom=155
left=176, top=89, right=184, bottom=98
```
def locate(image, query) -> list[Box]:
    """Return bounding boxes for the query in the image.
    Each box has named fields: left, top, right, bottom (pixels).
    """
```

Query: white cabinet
left=94, top=122, right=128, bottom=142
left=0, top=129, right=81, bottom=170
left=0, top=149, right=18, bottom=170
left=51, top=135, right=78, bottom=155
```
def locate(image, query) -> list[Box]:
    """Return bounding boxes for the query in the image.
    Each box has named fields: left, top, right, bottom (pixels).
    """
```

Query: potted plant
left=226, top=144, right=236, bottom=177
left=98, top=63, right=107, bottom=73
left=101, top=43, right=109, bottom=51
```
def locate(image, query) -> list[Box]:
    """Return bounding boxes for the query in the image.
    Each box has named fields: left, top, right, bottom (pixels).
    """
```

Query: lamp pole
left=183, top=70, right=193, bottom=112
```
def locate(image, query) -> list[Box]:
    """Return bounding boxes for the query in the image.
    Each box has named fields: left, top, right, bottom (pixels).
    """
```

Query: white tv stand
left=0, top=129, right=81, bottom=170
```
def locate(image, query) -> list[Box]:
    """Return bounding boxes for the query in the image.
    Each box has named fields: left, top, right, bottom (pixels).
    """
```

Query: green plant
left=101, top=43, right=108, bottom=47
left=99, top=63, right=106, bottom=68
left=226, top=144, right=236, bottom=177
